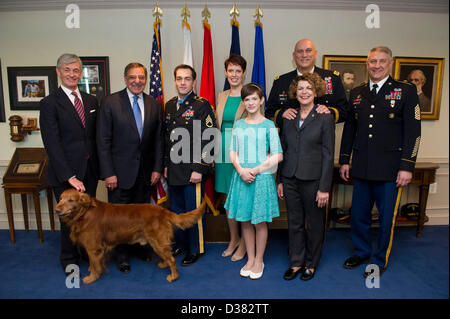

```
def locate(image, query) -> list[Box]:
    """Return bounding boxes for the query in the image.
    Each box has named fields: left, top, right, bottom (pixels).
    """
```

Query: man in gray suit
left=97, top=62, right=164, bottom=273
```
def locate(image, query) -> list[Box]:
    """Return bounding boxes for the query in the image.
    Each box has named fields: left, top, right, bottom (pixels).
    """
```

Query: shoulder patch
left=354, top=81, right=367, bottom=89
left=333, top=70, right=340, bottom=76
left=393, top=78, right=412, bottom=86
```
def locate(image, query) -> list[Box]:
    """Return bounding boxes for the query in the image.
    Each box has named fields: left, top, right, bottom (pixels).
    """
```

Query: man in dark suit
left=164, top=64, right=216, bottom=266
left=40, top=53, right=99, bottom=274
left=97, top=62, right=164, bottom=273
left=339, top=46, right=421, bottom=277
left=265, top=38, right=350, bottom=125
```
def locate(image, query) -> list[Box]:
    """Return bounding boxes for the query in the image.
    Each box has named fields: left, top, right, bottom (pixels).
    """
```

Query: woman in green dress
left=215, top=54, right=247, bottom=261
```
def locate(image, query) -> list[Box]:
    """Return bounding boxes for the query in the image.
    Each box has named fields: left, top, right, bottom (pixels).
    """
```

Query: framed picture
left=78, top=56, right=110, bottom=104
left=323, top=55, right=369, bottom=100
left=393, top=57, right=444, bottom=120
left=7, top=66, right=57, bottom=110
left=0, top=59, right=5, bottom=122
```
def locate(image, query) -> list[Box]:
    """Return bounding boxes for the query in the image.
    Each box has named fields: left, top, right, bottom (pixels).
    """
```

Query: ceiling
left=0, top=0, right=448, bottom=13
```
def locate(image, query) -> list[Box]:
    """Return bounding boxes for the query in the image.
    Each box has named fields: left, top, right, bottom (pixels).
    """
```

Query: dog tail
left=168, top=201, right=207, bottom=230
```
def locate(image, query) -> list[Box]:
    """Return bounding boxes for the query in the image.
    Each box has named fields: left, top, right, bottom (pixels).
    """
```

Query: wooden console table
left=2, top=148, right=55, bottom=243
left=326, top=162, right=439, bottom=237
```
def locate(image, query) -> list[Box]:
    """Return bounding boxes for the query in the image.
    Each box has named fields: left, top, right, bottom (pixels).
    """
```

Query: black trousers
left=283, top=177, right=326, bottom=269
left=108, top=166, right=152, bottom=264
left=54, top=159, right=98, bottom=272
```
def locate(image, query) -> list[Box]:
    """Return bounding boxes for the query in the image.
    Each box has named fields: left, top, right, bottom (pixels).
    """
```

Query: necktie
left=71, top=91, right=85, bottom=127
left=370, top=83, right=378, bottom=98
left=132, top=95, right=143, bottom=138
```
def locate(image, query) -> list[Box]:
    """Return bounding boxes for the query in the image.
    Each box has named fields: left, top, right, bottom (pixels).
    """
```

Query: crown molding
left=0, top=0, right=448, bottom=13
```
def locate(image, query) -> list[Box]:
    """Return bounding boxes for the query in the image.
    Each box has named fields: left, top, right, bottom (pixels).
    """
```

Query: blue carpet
left=0, top=226, right=447, bottom=299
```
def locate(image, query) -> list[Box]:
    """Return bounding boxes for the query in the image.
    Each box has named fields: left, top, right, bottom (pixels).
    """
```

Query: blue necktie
left=132, top=95, right=143, bottom=138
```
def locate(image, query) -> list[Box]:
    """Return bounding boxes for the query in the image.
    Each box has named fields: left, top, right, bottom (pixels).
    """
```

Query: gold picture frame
left=393, top=57, right=444, bottom=120
left=323, top=55, right=369, bottom=100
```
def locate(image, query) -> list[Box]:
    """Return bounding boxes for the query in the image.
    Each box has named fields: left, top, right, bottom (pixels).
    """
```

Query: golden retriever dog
left=55, top=189, right=206, bottom=284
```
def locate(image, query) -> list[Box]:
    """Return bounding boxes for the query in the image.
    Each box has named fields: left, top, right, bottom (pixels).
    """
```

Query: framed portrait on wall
left=7, top=66, right=57, bottom=110
left=393, top=57, right=444, bottom=120
left=0, top=59, right=5, bottom=122
left=322, top=55, right=369, bottom=100
left=78, top=56, right=110, bottom=104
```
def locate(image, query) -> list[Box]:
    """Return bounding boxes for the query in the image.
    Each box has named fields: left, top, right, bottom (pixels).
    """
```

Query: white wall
left=0, top=6, right=448, bottom=229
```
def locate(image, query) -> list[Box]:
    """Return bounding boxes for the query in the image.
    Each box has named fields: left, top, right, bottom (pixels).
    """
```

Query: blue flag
left=251, top=21, right=266, bottom=98
left=224, top=20, right=241, bottom=91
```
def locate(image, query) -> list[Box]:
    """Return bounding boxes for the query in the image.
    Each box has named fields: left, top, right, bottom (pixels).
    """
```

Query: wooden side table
left=3, top=185, right=55, bottom=243
left=326, top=162, right=439, bottom=237
left=2, top=148, right=53, bottom=243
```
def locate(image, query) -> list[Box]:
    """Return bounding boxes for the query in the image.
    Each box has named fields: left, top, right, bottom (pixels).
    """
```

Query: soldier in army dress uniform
left=164, top=64, right=217, bottom=266
left=265, top=38, right=350, bottom=125
left=339, top=46, right=421, bottom=277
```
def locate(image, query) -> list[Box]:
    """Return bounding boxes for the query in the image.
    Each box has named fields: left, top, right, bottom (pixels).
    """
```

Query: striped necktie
left=71, top=91, right=85, bottom=127
left=132, top=95, right=143, bottom=138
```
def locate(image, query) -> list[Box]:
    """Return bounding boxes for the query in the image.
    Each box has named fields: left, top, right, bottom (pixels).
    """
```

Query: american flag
left=149, top=20, right=164, bottom=106
left=149, top=20, right=167, bottom=205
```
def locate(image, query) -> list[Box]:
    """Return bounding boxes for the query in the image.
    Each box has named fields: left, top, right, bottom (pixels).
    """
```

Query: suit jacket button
left=369, top=114, right=374, bottom=118
left=371, top=105, right=375, bottom=109
left=369, top=134, right=373, bottom=138
left=369, top=124, right=373, bottom=128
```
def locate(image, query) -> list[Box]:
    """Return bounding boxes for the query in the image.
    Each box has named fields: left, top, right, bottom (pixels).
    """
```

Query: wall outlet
left=429, top=182, right=437, bottom=194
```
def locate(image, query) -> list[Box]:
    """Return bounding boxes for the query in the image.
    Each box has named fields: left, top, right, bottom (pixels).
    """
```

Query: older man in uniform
left=266, top=38, right=350, bottom=125
left=339, top=46, right=421, bottom=277
left=164, top=64, right=216, bottom=266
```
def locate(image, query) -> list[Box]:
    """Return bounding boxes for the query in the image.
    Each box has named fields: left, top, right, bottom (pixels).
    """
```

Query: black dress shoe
left=283, top=267, right=304, bottom=281
left=363, top=266, right=386, bottom=278
left=117, top=262, right=131, bottom=274
left=181, top=253, right=202, bottom=266
left=343, top=255, right=370, bottom=269
left=300, top=269, right=315, bottom=281
left=173, top=248, right=186, bottom=257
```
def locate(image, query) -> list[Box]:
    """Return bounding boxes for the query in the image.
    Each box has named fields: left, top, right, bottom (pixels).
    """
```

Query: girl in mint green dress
left=225, top=83, right=283, bottom=279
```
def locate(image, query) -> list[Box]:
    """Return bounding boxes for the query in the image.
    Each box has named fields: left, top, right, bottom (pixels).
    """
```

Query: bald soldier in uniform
left=266, top=38, right=350, bottom=125
left=339, top=46, right=421, bottom=277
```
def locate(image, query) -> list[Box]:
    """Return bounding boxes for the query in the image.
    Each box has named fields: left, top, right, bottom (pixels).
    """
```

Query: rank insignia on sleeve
left=415, top=104, right=421, bottom=120
left=412, top=136, right=420, bottom=158
left=205, top=114, right=213, bottom=128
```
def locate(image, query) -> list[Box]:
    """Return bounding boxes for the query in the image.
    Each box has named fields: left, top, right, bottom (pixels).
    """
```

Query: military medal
left=279, top=91, right=287, bottom=102
left=390, top=100, right=395, bottom=108
left=182, top=110, right=194, bottom=118
left=325, top=77, right=333, bottom=94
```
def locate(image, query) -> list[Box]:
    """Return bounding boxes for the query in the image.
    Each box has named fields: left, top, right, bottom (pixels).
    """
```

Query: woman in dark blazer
left=277, top=73, right=335, bottom=281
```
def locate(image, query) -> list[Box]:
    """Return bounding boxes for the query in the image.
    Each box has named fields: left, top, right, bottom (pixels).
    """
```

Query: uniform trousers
left=53, top=159, right=98, bottom=271
left=283, top=177, right=326, bottom=269
left=351, top=178, right=402, bottom=268
left=107, top=164, right=152, bottom=264
left=168, top=182, right=205, bottom=255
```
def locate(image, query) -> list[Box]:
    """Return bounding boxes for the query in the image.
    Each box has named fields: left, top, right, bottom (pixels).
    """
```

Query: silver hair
left=369, top=46, right=393, bottom=58
left=56, top=53, right=82, bottom=69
